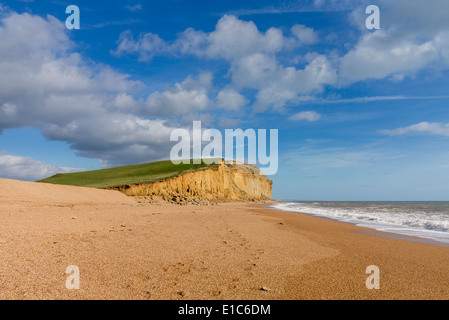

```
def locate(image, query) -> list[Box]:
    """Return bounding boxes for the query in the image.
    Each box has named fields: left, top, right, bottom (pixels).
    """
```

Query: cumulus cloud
left=6, top=2, right=449, bottom=180
left=180, top=113, right=216, bottom=127
left=115, top=15, right=287, bottom=61
left=41, top=114, right=179, bottom=167
left=0, top=151, right=83, bottom=181
left=113, top=30, right=169, bottom=62
left=216, top=88, right=248, bottom=111
left=116, top=2, right=449, bottom=101
left=115, top=15, right=336, bottom=113
left=145, top=73, right=213, bottom=116
left=340, top=0, right=449, bottom=83
left=218, top=117, right=240, bottom=128
left=290, top=24, right=318, bottom=45
left=0, top=12, right=143, bottom=130
left=380, top=122, right=449, bottom=137
left=0, top=10, right=180, bottom=167
left=248, top=54, right=337, bottom=112
left=339, top=30, right=439, bottom=83
left=180, top=15, right=285, bottom=60
left=289, top=111, right=321, bottom=122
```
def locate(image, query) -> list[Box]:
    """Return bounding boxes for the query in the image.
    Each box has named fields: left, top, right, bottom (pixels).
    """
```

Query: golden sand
left=0, top=178, right=448, bottom=299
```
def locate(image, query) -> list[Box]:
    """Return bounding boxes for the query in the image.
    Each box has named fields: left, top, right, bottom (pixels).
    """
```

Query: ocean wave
left=271, top=201, right=449, bottom=244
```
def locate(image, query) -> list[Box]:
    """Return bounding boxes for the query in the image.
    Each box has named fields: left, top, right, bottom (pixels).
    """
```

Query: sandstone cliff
left=110, top=160, right=272, bottom=203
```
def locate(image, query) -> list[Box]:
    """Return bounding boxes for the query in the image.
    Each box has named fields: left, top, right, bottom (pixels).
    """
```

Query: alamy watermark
left=170, top=121, right=278, bottom=175
left=65, top=5, right=80, bottom=30
left=365, top=265, right=380, bottom=289
left=366, top=5, right=380, bottom=30
left=64, top=5, right=379, bottom=31
left=65, top=265, right=80, bottom=290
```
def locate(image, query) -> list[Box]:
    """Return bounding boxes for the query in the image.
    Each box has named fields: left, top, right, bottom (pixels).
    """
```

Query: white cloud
left=113, top=30, right=169, bottom=61
left=289, top=111, right=321, bottom=122
left=310, top=95, right=449, bottom=105
left=339, top=30, right=439, bottom=83
left=0, top=12, right=143, bottom=130
left=0, top=151, right=83, bottom=181
left=216, top=88, right=248, bottom=111
left=381, top=122, right=449, bottom=137
left=7, top=2, right=449, bottom=180
left=340, top=0, right=449, bottom=83
left=108, top=92, right=143, bottom=112
left=145, top=73, right=213, bottom=116
left=114, top=15, right=287, bottom=61
left=115, top=15, right=333, bottom=112
left=180, top=113, right=216, bottom=127
left=218, top=117, right=240, bottom=128
left=125, top=4, right=142, bottom=12
left=177, top=16, right=336, bottom=112
left=290, top=24, right=318, bottom=45
left=114, top=2, right=449, bottom=103
left=42, top=114, right=179, bottom=167
left=250, top=54, right=337, bottom=112
left=0, top=10, right=181, bottom=167
left=230, top=53, right=278, bottom=89
left=186, top=15, right=285, bottom=60
left=350, top=0, right=449, bottom=36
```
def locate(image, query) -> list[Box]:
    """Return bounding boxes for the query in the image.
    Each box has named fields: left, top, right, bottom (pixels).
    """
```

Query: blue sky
left=1, top=0, right=449, bottom=201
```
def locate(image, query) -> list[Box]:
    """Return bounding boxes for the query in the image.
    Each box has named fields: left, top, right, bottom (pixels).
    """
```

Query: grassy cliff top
left=37, top=159, right=221, bottom=189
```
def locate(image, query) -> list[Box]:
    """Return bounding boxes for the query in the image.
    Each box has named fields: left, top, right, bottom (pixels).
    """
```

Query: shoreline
left=1, top=182, right=449, bottom=299
left=259, top=203, right=449, bottom=299
left=267, top=201, right=449, bottom=248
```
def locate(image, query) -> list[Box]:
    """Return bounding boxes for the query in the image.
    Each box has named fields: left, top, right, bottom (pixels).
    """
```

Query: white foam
left=271, top=202, right=449, bottom=245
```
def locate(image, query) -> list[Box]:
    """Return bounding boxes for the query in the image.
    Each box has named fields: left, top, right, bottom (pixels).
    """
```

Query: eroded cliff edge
left=110, top=160, right=272, bottom=203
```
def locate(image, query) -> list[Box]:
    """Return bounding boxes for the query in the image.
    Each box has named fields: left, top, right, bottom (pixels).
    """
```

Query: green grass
left=37, top=159, right=221, bottom=189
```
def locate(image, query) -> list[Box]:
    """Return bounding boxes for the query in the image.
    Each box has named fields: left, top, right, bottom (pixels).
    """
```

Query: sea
left=270, top=201, right=449, bottom=245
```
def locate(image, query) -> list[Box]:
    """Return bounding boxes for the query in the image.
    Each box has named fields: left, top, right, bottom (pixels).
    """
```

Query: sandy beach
left=1, top=178, right=449, bottom=300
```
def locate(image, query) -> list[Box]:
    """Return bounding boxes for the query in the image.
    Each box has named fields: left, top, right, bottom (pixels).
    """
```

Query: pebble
left=261, top=286, right=271, bottom=291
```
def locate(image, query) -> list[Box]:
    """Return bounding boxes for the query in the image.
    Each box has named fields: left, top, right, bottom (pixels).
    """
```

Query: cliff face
left=111, top=160, right=272, bottom=203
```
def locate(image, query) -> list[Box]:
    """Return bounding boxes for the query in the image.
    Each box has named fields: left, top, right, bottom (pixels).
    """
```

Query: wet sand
left=0, top=178, right=449, bottom=299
